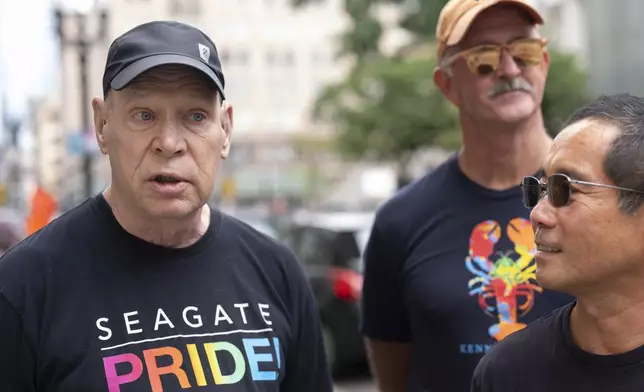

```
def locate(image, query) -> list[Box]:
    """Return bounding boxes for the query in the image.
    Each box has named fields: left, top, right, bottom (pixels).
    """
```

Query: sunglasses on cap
left=520, top=173, right=644, bottom=208
left=443, top=38, right=547, bottom=77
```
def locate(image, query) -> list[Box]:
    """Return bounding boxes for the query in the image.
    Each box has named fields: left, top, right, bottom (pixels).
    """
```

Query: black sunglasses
left=520, top=173, right=644, bottom=208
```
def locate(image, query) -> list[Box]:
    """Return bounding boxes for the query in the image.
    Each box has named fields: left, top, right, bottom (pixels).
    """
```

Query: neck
left=103, top=186, right=209, bottom=248
left=571, top=283, right=644, bottom=355
left=458, top=112, right=552, bottom=190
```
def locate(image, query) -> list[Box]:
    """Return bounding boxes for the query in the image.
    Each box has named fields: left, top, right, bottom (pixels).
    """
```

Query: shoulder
left=474, top=305, right=566, bottom=380
left=375, top=155, right=459, bottom=229
left=0, top=199, right=100, bottom=306
left=368, top=155, right=459, bottom=250
left=218, top=212, right=302, bottom=275
left=18, top=196, right=101, bottom=252
left=216, top=212, right=315, bottom=315
left=219, top=212, right=292, bottom=255
left=0, top=197, right=99, bottom=274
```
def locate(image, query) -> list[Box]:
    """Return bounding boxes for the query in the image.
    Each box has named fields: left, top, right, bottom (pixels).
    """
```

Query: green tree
left=313, top=50, right=460, bottom=185
left=291, top=0, right=590, bottom=184
left=542, top=50, right=591, bottom=135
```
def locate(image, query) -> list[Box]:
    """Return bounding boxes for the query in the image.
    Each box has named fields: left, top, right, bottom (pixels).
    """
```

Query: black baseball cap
left=102, top=21, right=225, bottom=99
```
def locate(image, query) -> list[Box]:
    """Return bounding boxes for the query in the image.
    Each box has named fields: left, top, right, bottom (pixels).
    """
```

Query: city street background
left=1, top=0, right=642, bottom=389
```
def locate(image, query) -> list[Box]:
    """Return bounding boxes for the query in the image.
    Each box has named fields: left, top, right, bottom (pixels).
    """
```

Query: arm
left=0, top=294, right=36, bottom=392
left=361, top=220, right=411, bottom=392
left=365, top=339, right=411, bottom=392
left=280, top=252, right=333, bottom=392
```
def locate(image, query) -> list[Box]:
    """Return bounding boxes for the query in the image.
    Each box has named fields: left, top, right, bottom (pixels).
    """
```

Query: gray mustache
left=488, top=78, right=533, bottom=97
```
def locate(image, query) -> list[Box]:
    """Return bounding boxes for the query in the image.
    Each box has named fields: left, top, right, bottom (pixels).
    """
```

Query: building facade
left=43, top=0, right=411, bottom=207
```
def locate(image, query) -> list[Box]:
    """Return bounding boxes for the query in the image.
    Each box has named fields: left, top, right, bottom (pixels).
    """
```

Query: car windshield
left=355, top=227, right=371, bottom=255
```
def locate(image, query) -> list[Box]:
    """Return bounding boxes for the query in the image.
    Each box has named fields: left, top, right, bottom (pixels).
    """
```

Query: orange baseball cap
left=436, top=0, right=545, bottom=59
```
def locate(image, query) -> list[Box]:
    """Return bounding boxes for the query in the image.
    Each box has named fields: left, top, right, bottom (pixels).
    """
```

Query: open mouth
left=152, top=175, right=182, bottom=184
left=536, top=244, right=561, bottom=253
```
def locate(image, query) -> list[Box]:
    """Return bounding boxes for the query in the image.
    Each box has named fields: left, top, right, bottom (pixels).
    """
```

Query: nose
left=497, top=49, right=521, bottom=78
left=530, top=197, right=556, bottom=233
left=152, top=120, right=187, bottom=157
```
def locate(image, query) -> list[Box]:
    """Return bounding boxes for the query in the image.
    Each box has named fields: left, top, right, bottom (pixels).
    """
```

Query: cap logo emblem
left=198, top=43, right=210, bottom=63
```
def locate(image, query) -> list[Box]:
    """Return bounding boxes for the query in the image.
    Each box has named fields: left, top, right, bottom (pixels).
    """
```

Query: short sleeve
left=280, top=250, right=333, bottom=392
left=360, top=217, right=410, bottom=342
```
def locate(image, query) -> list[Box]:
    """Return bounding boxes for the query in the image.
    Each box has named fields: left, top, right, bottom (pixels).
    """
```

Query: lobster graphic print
left=465, top=218, right=543, bottom=341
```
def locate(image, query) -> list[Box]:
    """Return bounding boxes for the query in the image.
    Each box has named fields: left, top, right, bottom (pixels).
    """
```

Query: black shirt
left=471, top=301, right=644, bottom=391
left=361, top=154, right=573, bottom=391
left=0, top=194, right=332, bottom=391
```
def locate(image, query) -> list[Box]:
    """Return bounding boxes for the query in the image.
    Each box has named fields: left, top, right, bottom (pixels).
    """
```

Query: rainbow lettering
left=102, top=337, right=281, bottom=391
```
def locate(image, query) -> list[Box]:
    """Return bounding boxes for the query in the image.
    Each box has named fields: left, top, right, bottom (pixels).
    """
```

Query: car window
left=355, top=227, right=371, bottom=255
left=298, top=228, right=332, bottom=266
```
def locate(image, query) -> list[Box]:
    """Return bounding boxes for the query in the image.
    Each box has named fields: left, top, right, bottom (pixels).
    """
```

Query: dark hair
left=564, top=93, right=644, bottom=213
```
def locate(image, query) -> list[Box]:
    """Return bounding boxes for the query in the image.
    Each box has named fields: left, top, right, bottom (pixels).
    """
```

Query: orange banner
left=26, top=187, right=58, bottom=235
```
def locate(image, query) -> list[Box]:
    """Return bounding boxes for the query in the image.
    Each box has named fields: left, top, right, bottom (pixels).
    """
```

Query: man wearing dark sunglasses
left=471, top=93, right=644, bottom=391
left=360, top=0, right=573, bottom=391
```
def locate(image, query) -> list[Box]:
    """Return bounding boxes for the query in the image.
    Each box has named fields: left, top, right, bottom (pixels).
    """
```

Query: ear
left=220, top=101, right=234, bottom=160
left=541, top=49, right=550, bottom=77
left=433, top=67, right=460, bottom=107
left=92, top=97, right=109, bottom=155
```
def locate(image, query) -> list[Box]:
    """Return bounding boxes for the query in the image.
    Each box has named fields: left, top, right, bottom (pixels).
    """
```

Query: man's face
left=435, top=5, right=549, bottom=124
left=92, top=65, right=233, bottom=219
left=530, top=119, right=644, bottom=295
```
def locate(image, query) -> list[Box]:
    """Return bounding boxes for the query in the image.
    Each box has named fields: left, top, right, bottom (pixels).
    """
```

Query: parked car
left=281, top=210, right=374, bottom=376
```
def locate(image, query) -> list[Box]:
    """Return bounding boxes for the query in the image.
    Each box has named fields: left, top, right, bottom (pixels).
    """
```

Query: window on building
left=219, top=48, right=230, bottom=64
left=265, top=50, right=295, bottom=67
left=169, top=0, right=200, bottom=17
left=265, top=51, right=277, bottom=66
left=283, top=51, right=294, bottom=66
left=219, top=49, right=250, bottom=67
left=235, top=50, right=250, bottom=65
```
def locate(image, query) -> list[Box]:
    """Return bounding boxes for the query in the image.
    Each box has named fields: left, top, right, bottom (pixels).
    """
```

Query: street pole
left=76, top=14, right=93, bottom=199
left=54, top=5, right=108, bottom=201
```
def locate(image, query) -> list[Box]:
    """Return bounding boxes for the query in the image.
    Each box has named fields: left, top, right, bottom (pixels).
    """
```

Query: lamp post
left=54, top=0, right=108, bottom=200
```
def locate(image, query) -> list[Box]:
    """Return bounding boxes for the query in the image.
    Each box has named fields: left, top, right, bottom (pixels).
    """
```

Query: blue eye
left=136, top=111, right=153, bottom=121
left=190, top=113, right=206, bottom=122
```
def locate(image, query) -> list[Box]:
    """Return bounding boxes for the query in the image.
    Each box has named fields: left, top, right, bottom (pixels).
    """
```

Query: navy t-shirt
left=471, top=301, right=644, bottom=392
left=361, top=154, right=573, bottom=391
left=0, top=194, right=332, bottom=391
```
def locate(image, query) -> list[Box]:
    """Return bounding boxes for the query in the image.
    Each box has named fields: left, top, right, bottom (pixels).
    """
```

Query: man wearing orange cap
left=360, top=0, right=573, bottom=391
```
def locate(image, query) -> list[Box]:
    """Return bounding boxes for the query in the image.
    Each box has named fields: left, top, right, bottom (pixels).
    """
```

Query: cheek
left=524, top=68, right=547, bottom=92
left=456, top=78, right=494, bottom=108
left=561, top=206, right=623, bottom=264
left=108, top=135, right=149, bottom=175
left=190, top=135, right=222, bottom=175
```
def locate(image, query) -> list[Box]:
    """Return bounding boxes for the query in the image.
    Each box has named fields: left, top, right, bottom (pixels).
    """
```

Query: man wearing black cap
left=0, top=21, right=332, bottom=391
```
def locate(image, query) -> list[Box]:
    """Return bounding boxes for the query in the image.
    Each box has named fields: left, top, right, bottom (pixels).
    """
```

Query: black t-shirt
left=471, top=301, right=644, bottom=391
left=0, top=194, right=332, bottom=391
left=361, top=154, right=574, bottom=392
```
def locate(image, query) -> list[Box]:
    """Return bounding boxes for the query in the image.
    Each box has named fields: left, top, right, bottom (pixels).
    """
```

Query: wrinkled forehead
left=122, top=64, right=219, bottom=100
left=462, top=5, right=538, bottom=47
left=544, top=118, right=620, bottom=178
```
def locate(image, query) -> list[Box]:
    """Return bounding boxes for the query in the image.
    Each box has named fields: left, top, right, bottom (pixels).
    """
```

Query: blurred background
left=0, top=0, right=639, bottom=389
